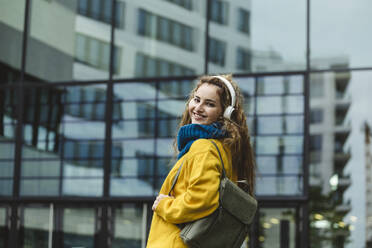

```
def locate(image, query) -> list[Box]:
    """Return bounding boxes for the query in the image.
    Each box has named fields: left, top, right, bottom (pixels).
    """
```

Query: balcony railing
left=337, top=174, right=351, bottom=190
left=335, top=199, right=352, bottom=214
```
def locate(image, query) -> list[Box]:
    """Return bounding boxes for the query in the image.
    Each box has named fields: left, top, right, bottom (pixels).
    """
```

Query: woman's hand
left=152, top=194, right=172, bottom=211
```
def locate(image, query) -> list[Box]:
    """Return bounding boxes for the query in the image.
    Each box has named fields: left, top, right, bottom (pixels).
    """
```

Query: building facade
left=2, top=0, right=371, bottom=247
left=309, top=57, right=352, bottom=247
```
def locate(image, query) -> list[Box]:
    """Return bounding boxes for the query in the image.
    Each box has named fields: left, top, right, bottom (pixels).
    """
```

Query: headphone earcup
left=223, top=106, right=235, bottom=119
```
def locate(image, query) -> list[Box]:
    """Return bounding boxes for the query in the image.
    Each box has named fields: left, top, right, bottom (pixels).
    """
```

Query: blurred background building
left=308, top=57, right=352, bottom=248
left=0, top=0, right=371, bottom=247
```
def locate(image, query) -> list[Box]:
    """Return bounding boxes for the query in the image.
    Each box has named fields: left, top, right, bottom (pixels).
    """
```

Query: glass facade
left=0, top=0, right=370, bottom=247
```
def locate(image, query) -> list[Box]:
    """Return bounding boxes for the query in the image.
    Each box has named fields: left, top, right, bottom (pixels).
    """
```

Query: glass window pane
left=27, top=0, right=110, bottom=81
left=21, top=160, right=60, bottom=177
left=113, top=140, right=155, bottom=158
left=0, top=0, right=25, bottom=83
left=250, top=0, right=306, bottom=73
left=257, top=76, right=304, bottom=95
left=0, top=161, right=13, bottom=178
left=158, top=80, right=195, bottom=99
left=0, top=180, right=12, bottom=196
left=258, top=208, right=297, bottom=247
left=256, top=176, right=302, bottom=195
left=311, top=1, right=372, bottom=69
left=20, top=179, right=59, bottom=196
left=111, top=178, right=154, bottom=196
left=158, top=100, right=185, bottom=118
left=63, top=179, right=103, bottom=196
left=257, top=96, right=304, bottom=114
left=63, top=208, right=96, bottom=248
left=257, top=116, right=304, bottom=134
left=256, top=136, right=303, bottom=155
left=0, top=142, right=15, bottom=160
left=257, top=156, right=302, bottom=175
left=113, top=204, right=145, bottom=247
left=114, top=82, right=156, bottom=101
left=0, top=207, right=7, bottom=247
left=22, top=207, right=51, bottom=248
left=114, top=1, right=206, bottom=78
left=113, top=120, right=156, bottom=139
left=156, top=138, right=175, bottom=157
left=20, top=84, right=106, bottom=197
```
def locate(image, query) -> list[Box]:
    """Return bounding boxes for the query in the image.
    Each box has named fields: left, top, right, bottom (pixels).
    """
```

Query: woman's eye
left=194, top=98, right=200, bottom=103
left=207, top=102, right=215, bottom=107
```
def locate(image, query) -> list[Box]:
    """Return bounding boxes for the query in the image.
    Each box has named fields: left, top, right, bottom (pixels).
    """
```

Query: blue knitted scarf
left=177, top=122, right=227, bottom=159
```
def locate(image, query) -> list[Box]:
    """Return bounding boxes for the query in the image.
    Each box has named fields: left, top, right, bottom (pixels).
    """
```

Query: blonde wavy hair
left=174, top=74, right=256, bottom=195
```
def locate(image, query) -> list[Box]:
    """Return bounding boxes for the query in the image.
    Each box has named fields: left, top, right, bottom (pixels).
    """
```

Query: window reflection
left=250, top=0, right=306, bottom=72
left=0, top=207, right=7, bottom=248
left=21, top=179, right=59, bottom=196
left=256, top=176, right=302, bottom=195
left=208, top=37, right=226, bottom=66
left=113, top=204, right=145, bottom=247
left=78, top=0, right=124, bottom=28
left=0, top=180, right=12, bottom=196
left=210, top=0, right=229, bottom=25
left=256, top=136, right=303, bottom=155
left=237, top=8, right=250, bottom=35
left=257, top=116, right=304, bottom=134
left=0, top=143, right=15, bottom=160
left=257, top=156, right=302, bottom=174
left=163, top=0, right=193, bottom=10
left=63, top=179, right=103, bottom=196
left=257, top=75, right=303, bottom=95
left=258, top=208, right=296, bottom=247
left=257, top=96, right=304, bottom=114
left=137, top=9, right=194, bottom=51
left=236, top=47, right=251, bottom=72
left=63, top=208, right=96, bottom=248
left=158, top=80, right=195, bottom=98
left=22, top=207, right=50, bottom=248
left=114, top=83, right=156, bottom=101
left=135, top=53, right=195, bottom=78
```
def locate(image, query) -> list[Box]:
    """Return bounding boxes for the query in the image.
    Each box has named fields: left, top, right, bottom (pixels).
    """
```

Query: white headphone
left=212, top=76, right=236, bottom=119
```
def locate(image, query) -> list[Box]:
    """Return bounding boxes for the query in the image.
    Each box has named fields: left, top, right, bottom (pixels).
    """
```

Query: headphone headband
left=212, top=76, right=236, bottom=119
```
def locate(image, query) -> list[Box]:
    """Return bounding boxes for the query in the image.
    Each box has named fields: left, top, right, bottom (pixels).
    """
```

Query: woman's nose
left=194, top=102, right=204, bottom=112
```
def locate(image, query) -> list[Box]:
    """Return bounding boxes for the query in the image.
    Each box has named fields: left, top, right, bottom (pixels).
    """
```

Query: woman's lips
left=193, top=112, right=205, bottom=120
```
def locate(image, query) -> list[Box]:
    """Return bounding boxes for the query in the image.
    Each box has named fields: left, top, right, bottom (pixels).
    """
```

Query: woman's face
left=188, top=83, right=223, bottom=125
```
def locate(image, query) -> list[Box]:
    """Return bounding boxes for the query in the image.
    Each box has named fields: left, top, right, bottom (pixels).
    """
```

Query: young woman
left=146, top=75, right=255, bottom=247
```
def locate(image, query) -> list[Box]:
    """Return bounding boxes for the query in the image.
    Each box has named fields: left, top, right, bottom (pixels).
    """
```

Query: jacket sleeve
left=155, top=149, right=221, bottom=224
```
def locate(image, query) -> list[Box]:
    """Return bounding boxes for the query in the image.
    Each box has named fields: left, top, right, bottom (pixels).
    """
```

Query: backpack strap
left=168, top=159, right=184, bottom=196
left=168, top=140, right=227, bottom=196
left=209, top=140, right=227, bottom=179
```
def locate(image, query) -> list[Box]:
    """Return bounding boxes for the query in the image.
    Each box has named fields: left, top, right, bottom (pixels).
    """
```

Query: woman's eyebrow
left=205, top=99, right=217, bottom=104
left=194, top=94, right=217, bottom=103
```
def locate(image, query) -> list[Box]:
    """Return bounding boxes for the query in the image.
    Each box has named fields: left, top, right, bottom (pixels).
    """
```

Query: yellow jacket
left=146, top=138, right=236, bottom=248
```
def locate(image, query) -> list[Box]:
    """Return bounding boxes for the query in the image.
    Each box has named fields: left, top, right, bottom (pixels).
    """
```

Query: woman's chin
left=191, top=119, right=210, bottom=125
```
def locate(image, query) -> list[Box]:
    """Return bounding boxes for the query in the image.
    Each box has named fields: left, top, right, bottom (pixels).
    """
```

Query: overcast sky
left=251, top=1, right=372, bottom=247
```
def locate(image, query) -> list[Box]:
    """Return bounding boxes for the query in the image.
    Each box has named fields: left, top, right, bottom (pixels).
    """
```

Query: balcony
left=337, top=174, right=351, bottom=191
left=334, top=128, right=350, bottom=152
left=335, top=71, right=351, bottom=93
left=334, top=150, right=351, bottom=170
left=334, top=124, right=351, bottom=136
left=335, top=103, right=351, bottom=124
left=335, top=199, right=352, bottom=215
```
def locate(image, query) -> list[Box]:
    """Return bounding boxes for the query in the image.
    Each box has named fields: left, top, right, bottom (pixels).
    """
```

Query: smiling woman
left=188, top=83, right=223, bottom=125
left=146, top=75, right=256, bottom=248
